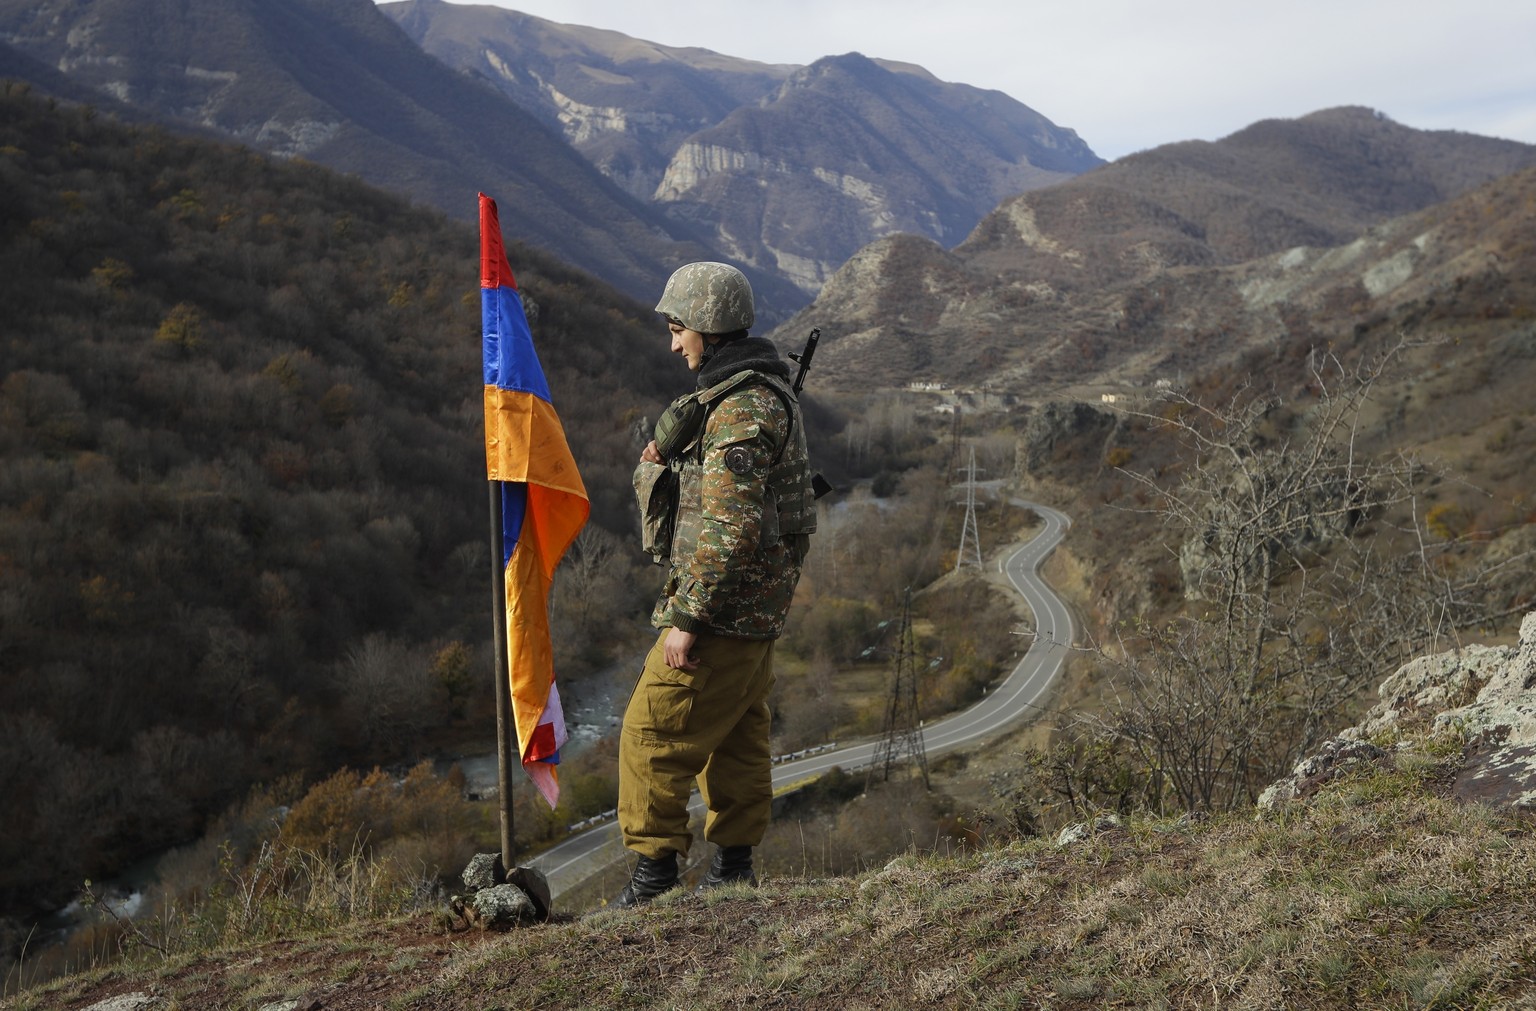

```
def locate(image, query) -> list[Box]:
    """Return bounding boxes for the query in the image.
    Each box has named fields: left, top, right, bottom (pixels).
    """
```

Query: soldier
left=616, top=262, right=816, bottom=906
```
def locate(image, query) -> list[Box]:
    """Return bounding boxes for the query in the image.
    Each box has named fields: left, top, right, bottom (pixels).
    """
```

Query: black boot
left=613, top=853, right=680, bottom=908
left=696, top=845, right=756, bottom=893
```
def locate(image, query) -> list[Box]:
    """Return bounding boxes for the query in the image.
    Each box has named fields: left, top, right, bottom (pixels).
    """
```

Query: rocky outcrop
left=657, top=53, right=1096, bottom=294
left=1177, top=459, right=1357, bottom=603
left=1020, top=402, right=1118, bottom=476
left=1259, top=612, right=1536, bottom=812
left=1055, top=812, right=1123, bottom=846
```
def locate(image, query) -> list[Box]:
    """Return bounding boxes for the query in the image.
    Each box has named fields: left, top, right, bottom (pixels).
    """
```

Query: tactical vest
left=634, top=369, right=817, bottom=565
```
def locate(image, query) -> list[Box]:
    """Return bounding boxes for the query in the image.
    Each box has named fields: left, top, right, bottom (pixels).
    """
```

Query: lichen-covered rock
left=1257, top=738, right=1388, bottom=810
left=461, top=852, right=504, bottom=892
left=1055, top=813, right=1121, bottom=846
left=507, top=865, right=552, bottom=922
left=1348, top=642, right=1514, bottom=739
left=468, top=883, right=538, bottom=930
left=1437, top=612, right=1536, bottom=809
left=1261, top=612, right=1536, bottom=813
left=82, top=995, right=162, bottom=1011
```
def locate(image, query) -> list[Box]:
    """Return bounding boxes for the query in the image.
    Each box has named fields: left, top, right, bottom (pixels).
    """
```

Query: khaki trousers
left=618, top=629, right=776, bottom=860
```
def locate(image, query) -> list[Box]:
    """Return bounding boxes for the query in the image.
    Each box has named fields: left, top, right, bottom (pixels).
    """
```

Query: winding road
left=528, top=499, right=1074, bottom=899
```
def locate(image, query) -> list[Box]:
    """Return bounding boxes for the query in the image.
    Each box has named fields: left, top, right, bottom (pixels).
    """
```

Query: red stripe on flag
left=479, top=192, right=516, bottom=291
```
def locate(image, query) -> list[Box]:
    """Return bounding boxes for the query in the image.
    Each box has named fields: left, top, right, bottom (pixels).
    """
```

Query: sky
left=399, top=0, right=1536, bottom=161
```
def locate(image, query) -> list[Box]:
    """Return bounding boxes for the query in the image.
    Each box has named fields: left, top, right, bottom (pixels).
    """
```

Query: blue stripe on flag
left=482, top=286, right=553, bottom=401
left=500, top=481, right=528, bottom=565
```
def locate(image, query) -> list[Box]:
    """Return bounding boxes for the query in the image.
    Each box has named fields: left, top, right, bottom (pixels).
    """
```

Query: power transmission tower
left=868, top=588, right=929, bottom=790
left=947, top=404, right=963, bottom=474
left=955, top=446, right=983, bottom=571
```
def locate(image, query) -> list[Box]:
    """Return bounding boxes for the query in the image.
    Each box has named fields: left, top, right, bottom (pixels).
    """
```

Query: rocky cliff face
left=383, top=3, right=1103, bottom=298
left=1019, top=401, right=1119, bottom=475
left=654, top=53, right=1100, bottom=293
left=1261, top=612, right=1536, bottom=812
left=382, top=0, right=792, bottom=203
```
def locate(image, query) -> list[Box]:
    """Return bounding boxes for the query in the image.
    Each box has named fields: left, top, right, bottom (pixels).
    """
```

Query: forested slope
left=0, top=83, right=677, bottom=922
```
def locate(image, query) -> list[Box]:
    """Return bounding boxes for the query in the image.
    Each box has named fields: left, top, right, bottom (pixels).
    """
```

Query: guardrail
left=771, top=742, right=839, bottom=765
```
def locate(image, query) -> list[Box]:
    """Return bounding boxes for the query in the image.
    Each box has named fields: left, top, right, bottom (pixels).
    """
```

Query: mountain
left=790, top=116, right=1536, bottom=675
left=3, top=0, right=1102, bottom=312
left=380, top=0, right=795, bottom=201
left=961, top=106, right=1536, bottom=291
left=381, top=2, right=1103, bottom=293
left=653, top=53, right=1101, bottom=293
left=0, top=0, right=803, bottom=311
left=0, top=37, right=143, bottom=114
left=774, top=108, right=1536, bottom=391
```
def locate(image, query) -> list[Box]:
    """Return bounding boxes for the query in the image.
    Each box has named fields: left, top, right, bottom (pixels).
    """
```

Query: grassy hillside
left=13, top=720, right=1535, bottom=1009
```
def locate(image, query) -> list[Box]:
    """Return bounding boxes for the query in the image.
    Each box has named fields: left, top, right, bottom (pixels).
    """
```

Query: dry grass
left=12, top=743, right=1534, bottom=1011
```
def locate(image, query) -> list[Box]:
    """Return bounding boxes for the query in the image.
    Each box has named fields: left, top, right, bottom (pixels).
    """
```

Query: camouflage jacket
left=650, top=375, right=813, bottom=639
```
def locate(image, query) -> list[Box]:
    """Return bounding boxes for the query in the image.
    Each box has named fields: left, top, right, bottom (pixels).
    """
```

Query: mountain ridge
left=773, top=107, right=1536, bottom=392
left=381, top=1, right=1103, bottom=294
left=0, top=0, right=791, bottom=308
left=652, top=51, right=1099, bottom=292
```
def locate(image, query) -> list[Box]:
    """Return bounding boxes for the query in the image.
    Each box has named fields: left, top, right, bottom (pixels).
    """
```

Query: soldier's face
left=669, top=322, right=709, bottom=371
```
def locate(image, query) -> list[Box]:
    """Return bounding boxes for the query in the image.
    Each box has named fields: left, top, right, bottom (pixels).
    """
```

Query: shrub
left=152, top=303, right=206, bottom=354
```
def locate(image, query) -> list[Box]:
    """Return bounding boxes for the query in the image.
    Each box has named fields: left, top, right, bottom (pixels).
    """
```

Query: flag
left=480, top=192, right=589, bottom=809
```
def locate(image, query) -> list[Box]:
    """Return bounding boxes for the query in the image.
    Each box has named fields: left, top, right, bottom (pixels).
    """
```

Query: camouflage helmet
left=655, top=261, right=755, bottom=335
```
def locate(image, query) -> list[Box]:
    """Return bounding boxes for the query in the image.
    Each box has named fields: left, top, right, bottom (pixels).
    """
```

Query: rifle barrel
left=790, top=327, right=820, bottom=394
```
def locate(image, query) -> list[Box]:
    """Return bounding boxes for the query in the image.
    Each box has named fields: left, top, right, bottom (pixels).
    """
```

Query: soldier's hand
left=641, top=440, right=664, bottom=465
left=664, top=628, right=698, bottom=670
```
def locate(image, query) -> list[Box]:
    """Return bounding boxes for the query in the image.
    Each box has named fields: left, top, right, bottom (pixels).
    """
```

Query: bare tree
left=549, top=524, right=648, bottom=675
left=333, top=634, right=440, bottom=754
left=1079, top=342, right=1503, bottom=813
left=554, top=524, right=621, bottom=639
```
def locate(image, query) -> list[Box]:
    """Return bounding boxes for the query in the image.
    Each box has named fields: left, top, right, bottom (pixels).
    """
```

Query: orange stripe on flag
left=505, top=542, right=555, bottom=754
left=483, top=386, right=587, bottom=495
